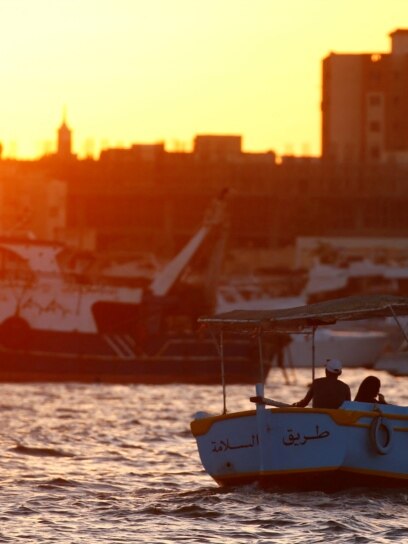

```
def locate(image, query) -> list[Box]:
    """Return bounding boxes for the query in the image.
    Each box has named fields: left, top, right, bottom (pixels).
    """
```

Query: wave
left=10, top=443, right=75, bottom=458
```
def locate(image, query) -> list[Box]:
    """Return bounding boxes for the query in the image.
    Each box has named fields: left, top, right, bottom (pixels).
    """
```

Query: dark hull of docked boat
left=0, top=328, right=270, bottom=384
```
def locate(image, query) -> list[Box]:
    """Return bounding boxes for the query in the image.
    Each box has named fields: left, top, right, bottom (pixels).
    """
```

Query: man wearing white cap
left=292, top=358, right=351, bottom=409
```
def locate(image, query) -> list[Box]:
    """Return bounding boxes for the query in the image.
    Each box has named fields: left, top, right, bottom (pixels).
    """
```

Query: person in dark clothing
left=292, top=358, right=351, bottom=409
left=354, top=375, right=386, bottom=404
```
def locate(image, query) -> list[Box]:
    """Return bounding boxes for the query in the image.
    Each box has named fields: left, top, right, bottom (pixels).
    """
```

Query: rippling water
left=1, top=368, right=408, bottom=543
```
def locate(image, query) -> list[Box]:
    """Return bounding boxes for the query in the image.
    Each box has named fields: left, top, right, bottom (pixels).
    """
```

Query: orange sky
left=1, top=0, right=407, bottom=159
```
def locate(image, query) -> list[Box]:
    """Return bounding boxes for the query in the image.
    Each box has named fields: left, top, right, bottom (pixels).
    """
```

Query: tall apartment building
left=322, top=29, right=408, bottom=164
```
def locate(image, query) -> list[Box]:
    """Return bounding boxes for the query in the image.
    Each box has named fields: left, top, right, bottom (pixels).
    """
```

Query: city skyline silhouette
left=0, top=0, right=406, bottom=160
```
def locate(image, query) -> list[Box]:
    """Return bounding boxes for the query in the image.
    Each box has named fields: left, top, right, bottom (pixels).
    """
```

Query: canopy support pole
left=312, top=326, right=316, bottom=382
left=220, top=330, right=227, bottom=414
left=209, top=328, right=227, bottom=414
left=389, top=306, right=408, bottom=344
left=286, top=347, right=297, bottom=384
left=257, top=330, right=264, bottom=385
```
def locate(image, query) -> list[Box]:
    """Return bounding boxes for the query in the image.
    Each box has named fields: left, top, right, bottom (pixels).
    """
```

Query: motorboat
left=217, top=257, right=405, bottom=370
left=305, top=257, right=408, bottom=303
left=375, top=340, right=408, bottom=377
left=191, top=295, right=408, bottom=489
left=285, top=326, right=388, bottom=368
left=216, top=270, right=306, bottom=314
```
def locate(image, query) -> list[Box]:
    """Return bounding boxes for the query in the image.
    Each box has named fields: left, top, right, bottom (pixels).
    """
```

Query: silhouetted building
left=100, top=143, right=165, bottom=163
left=322, top=29, right=408, bottom=164
left=193, top=135, right=242, bottom=161
left=57, top=111, right=73, bottom=159
left=2, top=68, right=408, bottom=261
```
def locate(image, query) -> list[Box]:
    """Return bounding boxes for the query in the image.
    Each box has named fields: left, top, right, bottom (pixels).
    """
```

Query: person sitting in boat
left=292, top=358, right=351, bottom=409
left=354, top=375, right=387, bottom=404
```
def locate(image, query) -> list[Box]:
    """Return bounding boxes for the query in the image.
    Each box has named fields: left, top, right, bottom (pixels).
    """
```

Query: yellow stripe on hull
left=191, top=407, right=408, bottom=437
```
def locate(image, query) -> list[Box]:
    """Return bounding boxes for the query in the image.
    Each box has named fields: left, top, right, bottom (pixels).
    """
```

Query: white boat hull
left=192, top=401, right=408, bottom=489
left=285, top=328, right=388, bottom=368
left=375, top=352, right=408, bottom=376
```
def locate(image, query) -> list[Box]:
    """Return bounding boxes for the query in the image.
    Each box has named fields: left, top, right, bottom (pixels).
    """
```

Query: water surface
left=0, top=368, right=407, bottom=543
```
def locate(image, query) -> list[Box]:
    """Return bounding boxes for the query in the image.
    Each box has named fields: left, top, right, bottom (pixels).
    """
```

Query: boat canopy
left=199, top=295, right=408, bottom=334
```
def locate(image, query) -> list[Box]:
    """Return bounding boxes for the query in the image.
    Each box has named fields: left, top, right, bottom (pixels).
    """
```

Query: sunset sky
left=1, top=0, right=407, bottom=159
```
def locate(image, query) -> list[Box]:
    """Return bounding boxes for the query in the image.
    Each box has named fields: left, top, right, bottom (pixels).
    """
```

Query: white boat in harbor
left=216, top=255, right=408, bottom=370
left=305, top=257, right=408, bottom=303
left=285, top=327, right=388, bottom=368
left=375, top=340, right=408, bottom=376
left=191, top=295, right=408, bottom=489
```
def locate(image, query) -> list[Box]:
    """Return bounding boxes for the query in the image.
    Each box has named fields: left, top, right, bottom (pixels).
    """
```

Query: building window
left=368, top=94, right=381, bottom=106
left=369, top=71, right=381, bottom=84
left=49, top=206, right=59, bottom=218
left=370, top=146, right=380, bottom=160
left=369, top=121, right=381, bottom=132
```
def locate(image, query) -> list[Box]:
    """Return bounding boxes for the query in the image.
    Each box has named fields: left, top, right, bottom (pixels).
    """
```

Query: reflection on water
left=0, top=368, right=407, bottom=543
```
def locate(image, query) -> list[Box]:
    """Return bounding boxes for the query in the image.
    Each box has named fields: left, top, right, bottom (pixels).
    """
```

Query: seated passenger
left=354, top=375, right=386, bottom=404
left=292, top=358, right=351, bottom=409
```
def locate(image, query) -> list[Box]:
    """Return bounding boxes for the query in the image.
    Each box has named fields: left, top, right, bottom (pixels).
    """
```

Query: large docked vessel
left=0, top=191, right=278, bottom=384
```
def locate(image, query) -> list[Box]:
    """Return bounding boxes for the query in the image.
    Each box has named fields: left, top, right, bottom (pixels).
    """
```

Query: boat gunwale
left=191, top=405, right=408, bottom=436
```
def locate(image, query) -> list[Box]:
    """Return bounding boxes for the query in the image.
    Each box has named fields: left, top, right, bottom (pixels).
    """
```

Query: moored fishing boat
left=191, top=295, right=408, bottom=489
left=375, top=340, right=408, bottom=377
left=0, top=189, right=276, bottom=384
left=285, top=326, right=389, bottom=368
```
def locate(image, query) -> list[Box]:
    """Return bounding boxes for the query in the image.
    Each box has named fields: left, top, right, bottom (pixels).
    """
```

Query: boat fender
left=369, top=416, right=393, bottom=455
